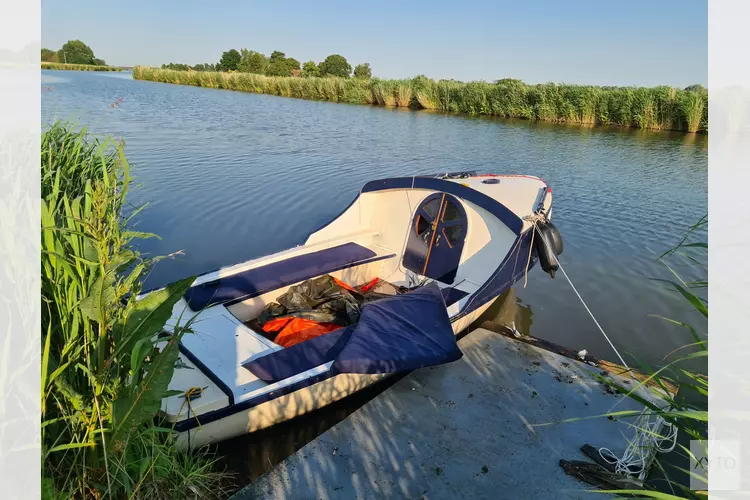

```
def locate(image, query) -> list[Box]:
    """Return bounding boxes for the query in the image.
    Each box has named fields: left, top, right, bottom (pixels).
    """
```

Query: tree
left=58, top=40, right=95, bottom=65
left=353, top=63, right=372, bottom=79
left=193, top=63, right=216, bottom=72
left=41, top=48, right=58, bottom=62
left=265, top=51, right=300, bottom=77
left=265, top=60, right=291, bottom=76
left=319, top=54, right=351, bottom=78
left=92, top=58, right=106, bottom=66
left=217, top=49, right=241, bottom=71
left=494, top=78, right=523, bottom=85
left=301, top=61, right=320, bottom=78
left=162, top=62, right=190, bottom=71
left=269, top=50, right=286, bottom=62
left=684, top=84, right=706, bottom=92
left=238, top=49, right=267, bottom=74
left=286, top=58, right=300, bottom=70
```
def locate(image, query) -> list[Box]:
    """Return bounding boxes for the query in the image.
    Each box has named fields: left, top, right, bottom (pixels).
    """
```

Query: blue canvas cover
left=243, top=283, right=462, bottom=383
left=183, top=243, right=377, bottom=310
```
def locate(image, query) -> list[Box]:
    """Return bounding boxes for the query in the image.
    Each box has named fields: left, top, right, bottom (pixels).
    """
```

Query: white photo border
left=709, top=0, right=750, bottom=495
left=0, top=0, right=42, bottom=498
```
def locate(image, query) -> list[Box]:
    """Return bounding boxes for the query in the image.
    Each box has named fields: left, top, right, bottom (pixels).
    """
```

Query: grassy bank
left=42, top=62, right=122, bottom=72
left=132, top=66, right=707, bottom=133
left=41, top=122, right=231, bottom=499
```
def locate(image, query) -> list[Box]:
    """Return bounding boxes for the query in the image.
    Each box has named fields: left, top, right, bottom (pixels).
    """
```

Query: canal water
left=42, top=70, right=708, bottom=485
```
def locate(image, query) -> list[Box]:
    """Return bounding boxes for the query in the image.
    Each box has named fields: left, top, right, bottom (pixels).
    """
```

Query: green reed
left=42, top=62, right=122, bottom=72
left=609, top=216, right=707, bottom=498
left=41, top=122, right=231, bottom=499
left=132, top=66, right=707, bottom=133
left=557, top=216, right=708, bottom=498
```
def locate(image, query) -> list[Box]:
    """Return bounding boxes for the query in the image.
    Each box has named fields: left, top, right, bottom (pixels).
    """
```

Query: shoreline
left=132, top=66, right=707, bottom=134
left=42, top=62, right=122, bottom=72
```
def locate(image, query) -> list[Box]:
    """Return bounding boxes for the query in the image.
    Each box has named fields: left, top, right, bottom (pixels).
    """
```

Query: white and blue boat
left=155, top=172, right=563, bottom=449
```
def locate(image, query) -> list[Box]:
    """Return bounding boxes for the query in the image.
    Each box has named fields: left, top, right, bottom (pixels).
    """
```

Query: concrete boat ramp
left=232, top=326, right=664, bottom=499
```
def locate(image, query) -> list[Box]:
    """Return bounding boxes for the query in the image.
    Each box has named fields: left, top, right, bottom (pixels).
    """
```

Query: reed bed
left=133, top=66, right=708, bottom=132
left=42, top=62, right=122, bottom=72
left=41, top=122, right=232, bottom=499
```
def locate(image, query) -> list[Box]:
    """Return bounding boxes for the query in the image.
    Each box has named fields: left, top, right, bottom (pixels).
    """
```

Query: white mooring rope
left=556, top=262, right=633, bottom=373
left=522, top=213, right=631, bottom=372
left=523, top=213, right=678, bottom=478
left=598, top=411, right=679, bottom=480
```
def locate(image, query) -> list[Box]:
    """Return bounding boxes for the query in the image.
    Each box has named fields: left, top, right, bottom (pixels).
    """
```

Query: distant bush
left=353, top=63, right=372, bottom=79
left=43, top=39, right=107, bottom=65
left=683, top=84, right=706, bottom=92
left=192, top=63, right=216, bottom=72
left=239, top=50, right=267, bottom=74
left=58, top=40, right=96, bottom=65
left=265, top=51, right=300, bottom=77
left=319, top=54, right=352, bottom=78
left=301, top=61, right=320, bottom=78
left=162, top=62, right=191, bottom=71
left=41, top=48, right=58, bottom=62
left=161, top=62, right=216, bottom=72
left=217, top=49, right=241, bottom=71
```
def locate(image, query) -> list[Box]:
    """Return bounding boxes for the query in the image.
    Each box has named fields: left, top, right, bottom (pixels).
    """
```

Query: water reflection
left=473, top=287, right=534, bottom=337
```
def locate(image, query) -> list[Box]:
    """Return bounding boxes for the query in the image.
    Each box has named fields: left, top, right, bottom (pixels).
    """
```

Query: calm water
left=41, top=69, right=708, bottom=365
left=42, top=70, right=707, bottom=482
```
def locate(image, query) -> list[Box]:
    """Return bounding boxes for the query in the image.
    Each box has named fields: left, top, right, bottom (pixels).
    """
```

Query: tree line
left=41, top=40, right=107, bottom=66
left=161, top=49, right=373, bottom=79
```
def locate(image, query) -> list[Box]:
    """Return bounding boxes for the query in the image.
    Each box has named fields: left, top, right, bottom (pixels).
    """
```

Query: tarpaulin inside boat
left=255, top=275, right=389, bottom=348
left=243, top=283, right=462, bottom=383
left=258, top=275, right=364, bottom=330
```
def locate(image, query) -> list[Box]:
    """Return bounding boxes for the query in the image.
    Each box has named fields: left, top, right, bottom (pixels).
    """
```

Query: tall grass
left=133, top=66, right=708, bottom=133
left=679, top=92, right=707, bottom=133
left=372, top=79, right=396, bottom=106
left=42, top=62, right=122, bottom=72
left=569, top=217, right=708, bottom=498
left=395, top=80, right=413, bottom=108
left=41, top=123, right=231, bottom=499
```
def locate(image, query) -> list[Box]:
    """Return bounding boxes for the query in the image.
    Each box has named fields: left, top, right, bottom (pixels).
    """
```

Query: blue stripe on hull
left=361, top=176, right=523, bottom=235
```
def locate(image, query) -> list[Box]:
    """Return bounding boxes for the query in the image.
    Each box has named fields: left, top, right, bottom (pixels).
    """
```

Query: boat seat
left=184, top=242, right=393, bottom=311
left=176, top=306, right=283, bottom=404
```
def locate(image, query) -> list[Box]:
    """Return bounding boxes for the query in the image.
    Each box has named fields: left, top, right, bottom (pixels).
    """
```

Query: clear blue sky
left=42, top=0, right=707, bottom=87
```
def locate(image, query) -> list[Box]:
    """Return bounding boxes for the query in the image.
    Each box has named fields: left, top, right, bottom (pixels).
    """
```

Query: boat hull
left=175, top=300, right=494, bottom=450
left=159, top=173, right=555, bottom=449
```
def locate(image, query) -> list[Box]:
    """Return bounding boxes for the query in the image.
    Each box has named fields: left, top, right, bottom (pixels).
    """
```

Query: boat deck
left=231, top=327, right=666, bottom=500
